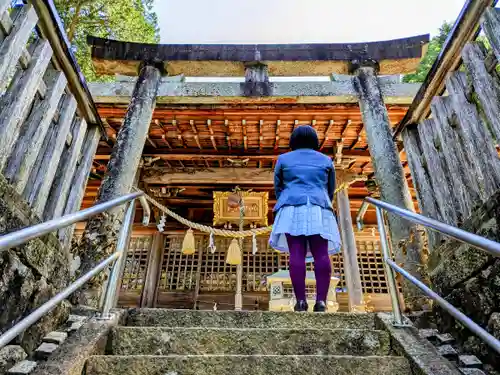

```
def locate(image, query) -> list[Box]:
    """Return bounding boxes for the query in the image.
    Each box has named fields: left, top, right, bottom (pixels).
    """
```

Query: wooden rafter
left=206, top=119, right=218, bottom=151
left=242, top=119, right=248, bottom=150
left=146, top=136, right=157, bottom=148
left=224, top=119, right=231, bottom=150
left=172, top=119, right=186, bottom=148
left=189, top=120, right=202, bottom=149
left=274, top=119, right=281, bottom=150
left=155, top=119, right=173, bottom=149
left=320, top=119, right=335, bottom=150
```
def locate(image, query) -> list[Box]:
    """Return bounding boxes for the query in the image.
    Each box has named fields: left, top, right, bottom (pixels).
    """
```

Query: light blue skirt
left=269, top=199, right=342, bottom=258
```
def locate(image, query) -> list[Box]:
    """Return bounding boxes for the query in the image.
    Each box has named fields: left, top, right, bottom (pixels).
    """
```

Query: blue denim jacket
left=273, top=149, right=335, bottom=212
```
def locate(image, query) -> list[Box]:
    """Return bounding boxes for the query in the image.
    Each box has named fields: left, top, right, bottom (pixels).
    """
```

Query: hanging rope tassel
left=182, top=228, right=196, bottom=255
left=252, top=233, right=258, bottom=255
left=208, top=231, right=217, bottom=254
left=226, top=238, right=242, bottom=265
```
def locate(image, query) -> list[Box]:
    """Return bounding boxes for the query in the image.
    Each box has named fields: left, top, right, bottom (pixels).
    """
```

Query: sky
left=153, top=0, right=466, bottom=44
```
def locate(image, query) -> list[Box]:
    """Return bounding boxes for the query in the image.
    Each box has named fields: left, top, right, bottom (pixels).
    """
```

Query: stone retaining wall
left=0, top=174, right=70, bottom=354
left=428, top=191, right=500, bottom=367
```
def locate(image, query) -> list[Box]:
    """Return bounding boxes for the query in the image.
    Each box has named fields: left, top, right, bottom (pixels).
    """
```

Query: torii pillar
left=352, top=60, right=425, bottom=309
left=72, top=62, right=163, bottom=306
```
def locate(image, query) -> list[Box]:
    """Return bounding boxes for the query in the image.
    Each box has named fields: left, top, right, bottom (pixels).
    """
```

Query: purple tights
left=286, top=234, right=332, bottom=302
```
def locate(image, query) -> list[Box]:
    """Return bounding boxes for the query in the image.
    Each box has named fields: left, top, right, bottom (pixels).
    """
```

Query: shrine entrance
left=76, top=34, right=430, bottom=313
left=115, top=229, right=393, bottom=312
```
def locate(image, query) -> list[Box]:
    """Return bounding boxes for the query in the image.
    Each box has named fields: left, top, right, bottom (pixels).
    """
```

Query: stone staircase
left=84, top=309, right=412, bottom=375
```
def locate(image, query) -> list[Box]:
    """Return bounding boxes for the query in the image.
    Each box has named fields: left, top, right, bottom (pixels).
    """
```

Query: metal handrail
left=0, top=191, right=146, bottom=350
left=0, top=191, right=142, bottom=252
left=365, top=197, right=500, bottom=257
left=0, top=252, right=120, bottom=348
left=358, top=196, right=500, bottom=355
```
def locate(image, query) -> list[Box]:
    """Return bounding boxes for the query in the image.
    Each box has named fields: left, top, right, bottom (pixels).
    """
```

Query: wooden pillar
left=140, top=233, right=164, bottom=307
left=193, top=245, right=204, bottom=310
left=243, top=61, right=271, bottom=96
left=336, top=185, right=364, bottom=312
left=72, top=63, right=162, bottom=306
left=353, top=64, right=426, bottom=309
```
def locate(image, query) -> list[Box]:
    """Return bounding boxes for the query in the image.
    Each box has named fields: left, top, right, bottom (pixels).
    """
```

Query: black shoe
left=294, top=300, right=309, bottom=312
left=313, top=301, right=327, bottom=312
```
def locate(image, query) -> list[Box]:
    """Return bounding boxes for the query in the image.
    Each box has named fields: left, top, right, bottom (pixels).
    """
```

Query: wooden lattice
left=156, top=234, right=393, bottom=294
left=158, top=235, right=203, bottom=291
left=120, top=236, right=153, bottom=291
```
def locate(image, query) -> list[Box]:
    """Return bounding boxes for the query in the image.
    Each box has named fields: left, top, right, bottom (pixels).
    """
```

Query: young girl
left=270, top=125, right=341, bottom=312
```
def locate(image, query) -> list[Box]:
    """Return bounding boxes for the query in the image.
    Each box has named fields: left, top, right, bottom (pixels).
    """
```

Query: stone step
left=85, top=355, right=411, bottom=375
left=126, top=309, right=376, bottom=329
left=110, top=327, right=391, bottom=356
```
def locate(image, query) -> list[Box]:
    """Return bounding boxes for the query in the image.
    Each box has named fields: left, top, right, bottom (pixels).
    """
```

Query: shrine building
left=74, top=35, right=429, bottom=312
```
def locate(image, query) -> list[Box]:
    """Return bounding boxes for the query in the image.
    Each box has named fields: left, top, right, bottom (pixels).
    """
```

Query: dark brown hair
left=289, top=125, right=319, bottom=151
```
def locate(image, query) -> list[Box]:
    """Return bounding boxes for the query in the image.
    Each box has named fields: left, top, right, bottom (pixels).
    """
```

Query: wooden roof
left=85, top=102, right=416, bottom=227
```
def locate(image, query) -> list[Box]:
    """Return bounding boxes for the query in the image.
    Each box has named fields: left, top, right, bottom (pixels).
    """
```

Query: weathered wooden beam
left=0, top=3, right=38, bottom=92
left=26, top=94, right=77, bottom=216
left=44, top=117, right=88, bottom=220
left=4, top=70, right=66, bottom=193
left=144, top=167, right=367, bottom=186
left=31, top=0, right=104, bottom=130
left=0, top=39, right=52, bottom=170
left=0, top=2, right=46, bottom=98
left=59, top=126, right=102, bottom=248
left=431, top=96, right=478, bottom=219
left=94, top=149, right=373, bottom=161
left=394, top=0, right=497, bottom=138
left=0, top=0, right=10, bottom=17
left=481, top=8, right=500, bottom=65
left=336, top=185, right=364, bottom=311
left=140, top=233, right=164, bottom=308
left=354, top=65, right=425, bottom=308
left=462, top=42, right=500, bottom=144
left=446, top=71, right=500, bottom=196
left=74, top=64, right=162, bottom=305
left=145, top=168, right=274, bottom=185
left=402, top=125, right=443, bottom=250
left=417, top=119, right=458, bottom=226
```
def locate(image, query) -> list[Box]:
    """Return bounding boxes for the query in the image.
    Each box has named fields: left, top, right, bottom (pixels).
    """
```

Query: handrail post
left=375, top=206, right=404, bottom=325
left=99, top=199, right=136, bottom=319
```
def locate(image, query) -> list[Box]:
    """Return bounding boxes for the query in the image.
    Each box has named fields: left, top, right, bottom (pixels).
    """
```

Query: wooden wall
left=402, top=8, right=500, bottom=250
left=0, top=1, right=102, bottom=248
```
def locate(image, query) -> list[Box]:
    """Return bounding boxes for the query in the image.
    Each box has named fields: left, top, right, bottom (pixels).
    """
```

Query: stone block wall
left=428, top=191, right=500, bottom=367
left=0, top=174, right=70, bottom=354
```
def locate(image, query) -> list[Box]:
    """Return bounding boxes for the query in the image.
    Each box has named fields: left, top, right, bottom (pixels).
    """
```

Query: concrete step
left=109, top=327, right=391, bottom=356
left=86, top=355, right=411, bottom=375
left=126, top=309, right=376, bottom=329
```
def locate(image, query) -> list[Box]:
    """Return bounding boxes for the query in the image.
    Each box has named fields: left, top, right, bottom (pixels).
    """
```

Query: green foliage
left=403, top=21, right=492, bottom=83
left=403, top=22, right=453, bottom=83
left=53, top=0, right=160, bottom=81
